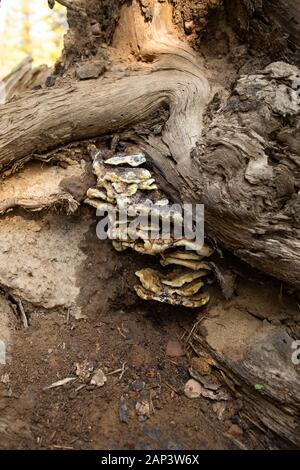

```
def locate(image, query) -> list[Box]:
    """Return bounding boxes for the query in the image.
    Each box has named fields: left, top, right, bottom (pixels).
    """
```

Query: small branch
left=48, top=0, right=85, bottom=13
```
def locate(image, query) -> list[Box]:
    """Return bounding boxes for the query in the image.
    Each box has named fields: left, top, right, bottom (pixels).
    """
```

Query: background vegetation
left=0, top=0, right=67, bottom=78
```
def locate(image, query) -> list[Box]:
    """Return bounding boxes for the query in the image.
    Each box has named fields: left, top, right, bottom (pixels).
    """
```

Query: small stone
left=76, top=63, right=104, bottom=80
left=91, top=23, right=101, bottom=35
left=136, top=400, right=150, bottom=418
left=184, top=379, right=202, bottom=399
left=199, top=401, right=209, bottom=413
left=75, top=360, right=94, bottom=382
left=228, top=424, right=244, bottom=438
left=119, top=396, right=129, bottom=424
left=130, top=379, right=145, bottom=392
left=90, top=368, right=107, bottom=387
left=45, top=75, right=57, bottom=87
left=166, top=340, right=184, bottom=358
left=184, top=20, right=195, bottom=35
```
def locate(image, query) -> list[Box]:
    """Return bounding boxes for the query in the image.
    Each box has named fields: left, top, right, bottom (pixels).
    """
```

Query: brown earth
left=0, top=202, right=299, bottom=450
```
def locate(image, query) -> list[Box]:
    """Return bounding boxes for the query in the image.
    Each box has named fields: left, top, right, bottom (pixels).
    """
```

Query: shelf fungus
left=85, top=148, right=214, bottom=308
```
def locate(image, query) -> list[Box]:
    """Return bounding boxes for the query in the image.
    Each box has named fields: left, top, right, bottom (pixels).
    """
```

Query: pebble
left=136, top=401, right=150, bottom=418
left=91, top=23, right=101, bottom=35
left=75, top=360, right=94, bottom=382
left=45, top=75, right=57, bottom=87
left=90, top=368, right=107, bottom=387
left=184, top=20, right=195, bottom=35
left=184, top=379, right=202, bottom=399
left=130, top=379, right=145, bottom=392
left=76, top=63, right=105, bottom=80
left=119, top=396, right=129, bottom=424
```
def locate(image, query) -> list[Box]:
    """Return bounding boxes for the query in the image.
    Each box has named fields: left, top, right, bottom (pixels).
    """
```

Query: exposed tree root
left=0, top=0, right=299, bottom=289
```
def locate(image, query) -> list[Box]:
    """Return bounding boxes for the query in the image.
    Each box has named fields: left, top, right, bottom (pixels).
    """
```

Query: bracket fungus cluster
left=85, top=148, right=214, bottom=308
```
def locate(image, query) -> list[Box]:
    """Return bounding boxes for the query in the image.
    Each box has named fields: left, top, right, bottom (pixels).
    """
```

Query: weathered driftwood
left=0, top=0, right=299, bottom=289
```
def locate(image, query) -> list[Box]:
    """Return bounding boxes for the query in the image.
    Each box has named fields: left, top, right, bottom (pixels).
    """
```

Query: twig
left=117, top=326, right=127, bottom=339
left=106, top=362, right=127, bottom=380
left=118, top=362, right=127, bottom=381
left=164, top=382, right=177, bottom=394
left=107, top=367, right=123, bottom=376
left=17, top=299, right=29, bottom=329
left=51, top=445, right=74, bottom=450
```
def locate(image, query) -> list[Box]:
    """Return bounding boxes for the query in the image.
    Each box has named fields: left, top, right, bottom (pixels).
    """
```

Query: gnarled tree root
left=0, top=0, right=299, bottom=289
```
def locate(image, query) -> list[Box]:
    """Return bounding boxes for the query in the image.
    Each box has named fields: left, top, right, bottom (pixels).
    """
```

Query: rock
left=45, top=75, right=57, bottom=87
left=228, top=424, right=244, bottom=438
left=190, top=357, right=212, bottom=376
left=199, top=401, right=209, bottom=413
left=91, top=23, right=101, bottom=35
left=130, top=379, right=145, bottom=392
left=75, top=360, right=94, bottom=382
left=136, top=400, right=150, bottom=418
left=90, top=368, right=107, bottom=387
left=184, top=379, right=202, bottom=399
left=76, top=63, right=104, bottom=80
left=184, top=20, right=195, bottom=35
left=166, top=340, right=184, bottom=358
left=119, top=396, right=129, bottom=424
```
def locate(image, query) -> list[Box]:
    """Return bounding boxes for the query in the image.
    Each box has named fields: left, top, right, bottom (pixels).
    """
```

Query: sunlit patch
left=0, top=0, right=67, bottom=78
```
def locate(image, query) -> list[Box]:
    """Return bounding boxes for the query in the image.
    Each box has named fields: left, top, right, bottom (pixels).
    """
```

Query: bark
left=226, top=0, right=300, bottom=67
